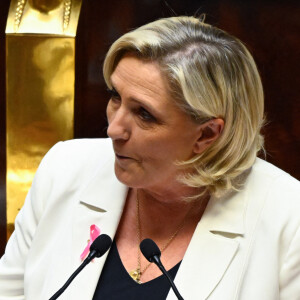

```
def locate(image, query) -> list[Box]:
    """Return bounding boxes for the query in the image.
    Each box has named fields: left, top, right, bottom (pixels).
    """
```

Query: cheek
left=152, top=136, right=194, bottom=162
left=139, top=139, right=177, bottom=164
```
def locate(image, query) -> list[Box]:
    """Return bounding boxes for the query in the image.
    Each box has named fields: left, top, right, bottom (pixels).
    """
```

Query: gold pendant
left=129, top=268, right=142, bottom=284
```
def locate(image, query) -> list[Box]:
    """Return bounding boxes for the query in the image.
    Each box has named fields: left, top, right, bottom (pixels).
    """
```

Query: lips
left=113, top=146, right=132, bottom=159
left=113, top=144, right=137, bottom=161
left=116, top=153, right=131, bottom=159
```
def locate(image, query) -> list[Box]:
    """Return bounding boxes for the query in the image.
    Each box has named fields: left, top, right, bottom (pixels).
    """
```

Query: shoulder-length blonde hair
left=103, top=16, right=265, bottom=199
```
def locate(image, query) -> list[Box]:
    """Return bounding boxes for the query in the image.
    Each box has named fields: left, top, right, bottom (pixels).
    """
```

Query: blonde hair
left=103, top=16, right=265, bottom=198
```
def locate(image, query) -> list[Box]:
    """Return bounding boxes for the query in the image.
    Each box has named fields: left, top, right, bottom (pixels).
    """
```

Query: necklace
left=129, top=190, right=192, bottom=284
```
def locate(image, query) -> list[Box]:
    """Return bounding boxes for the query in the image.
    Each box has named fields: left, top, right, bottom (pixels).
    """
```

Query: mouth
left=115, top=153, right=132, bottom=160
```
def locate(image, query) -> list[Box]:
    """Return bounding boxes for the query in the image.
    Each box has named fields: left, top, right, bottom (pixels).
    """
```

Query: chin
left=114, top=163, right=141, bottom=188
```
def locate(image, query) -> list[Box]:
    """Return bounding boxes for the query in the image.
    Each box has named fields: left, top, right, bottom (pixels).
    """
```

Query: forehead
left=110, top=54, right=171, bottom=100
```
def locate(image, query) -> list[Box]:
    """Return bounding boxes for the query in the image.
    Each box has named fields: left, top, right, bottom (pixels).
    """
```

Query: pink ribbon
left=80, top=224, right=101, bottom=260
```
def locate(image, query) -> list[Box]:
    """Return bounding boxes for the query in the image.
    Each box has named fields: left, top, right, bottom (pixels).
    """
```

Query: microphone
left=140, top=238, right=184, bottom=300
left=49, top=234, right=112, bottom=300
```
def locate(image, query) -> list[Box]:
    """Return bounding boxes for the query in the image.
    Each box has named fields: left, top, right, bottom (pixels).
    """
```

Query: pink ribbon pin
left=80, top=224, right=101, bottom=260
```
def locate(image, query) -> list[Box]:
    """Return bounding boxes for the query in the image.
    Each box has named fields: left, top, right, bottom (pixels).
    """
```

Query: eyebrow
left=110, top=83, right=162, bottom=117
left=109, top=83, right=119, bottom=94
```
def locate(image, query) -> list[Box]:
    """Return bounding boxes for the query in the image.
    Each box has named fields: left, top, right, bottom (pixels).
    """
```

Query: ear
left=193, top=118, right=224, bottom=154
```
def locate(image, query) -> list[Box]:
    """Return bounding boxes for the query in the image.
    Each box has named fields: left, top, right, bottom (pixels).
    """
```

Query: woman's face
left=106, top=55, right=203, bottom=191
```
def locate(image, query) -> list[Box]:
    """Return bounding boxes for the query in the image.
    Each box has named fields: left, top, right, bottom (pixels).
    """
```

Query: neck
left=139, top=181, right=206, bottom=205
left=134, top=187, right=209, bottom=240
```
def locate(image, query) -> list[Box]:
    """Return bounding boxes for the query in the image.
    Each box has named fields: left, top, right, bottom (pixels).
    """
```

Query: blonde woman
left=0, top=16, right=299, bottom=300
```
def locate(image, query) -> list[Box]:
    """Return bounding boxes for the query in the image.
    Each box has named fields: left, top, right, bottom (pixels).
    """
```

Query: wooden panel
left=216, top=0, right=300, bottom=179
left=75, top=0, right=300, bottom=180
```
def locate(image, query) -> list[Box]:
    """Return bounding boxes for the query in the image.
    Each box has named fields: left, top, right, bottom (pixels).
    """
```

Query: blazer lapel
left=68, top=157, right=128, bottom=299
left=167, top=189, right=247, bottom=300
left=56, top=151, right=248, bottom=299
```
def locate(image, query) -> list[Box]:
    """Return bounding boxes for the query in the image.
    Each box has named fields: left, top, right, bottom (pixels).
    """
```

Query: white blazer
left=0, top=139, right=299, bottom=300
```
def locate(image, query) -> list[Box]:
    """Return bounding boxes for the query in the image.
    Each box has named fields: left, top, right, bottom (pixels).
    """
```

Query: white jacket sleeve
left=280, top=224, right=300, bottom=300
left=0, top=142, right=62, bottom=299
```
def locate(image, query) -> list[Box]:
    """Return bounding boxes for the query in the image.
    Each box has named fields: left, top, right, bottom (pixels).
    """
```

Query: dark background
left=0, top=0, right=299, bottom=256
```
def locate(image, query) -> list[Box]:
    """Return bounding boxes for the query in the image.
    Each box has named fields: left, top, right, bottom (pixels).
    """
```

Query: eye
left=107, top=88, right=121, bottom=102
left=137, top=107, right=156, bottom=122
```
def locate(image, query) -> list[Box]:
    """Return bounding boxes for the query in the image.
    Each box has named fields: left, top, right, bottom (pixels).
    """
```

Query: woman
left=0, top=16, right=299, bottom=300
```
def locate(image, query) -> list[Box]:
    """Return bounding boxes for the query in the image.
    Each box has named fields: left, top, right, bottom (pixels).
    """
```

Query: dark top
left=92, top=240, right=181, bottom=300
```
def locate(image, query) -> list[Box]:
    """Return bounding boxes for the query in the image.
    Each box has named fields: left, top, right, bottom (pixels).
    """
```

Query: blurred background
left=0, top=0, right=299, bottom=256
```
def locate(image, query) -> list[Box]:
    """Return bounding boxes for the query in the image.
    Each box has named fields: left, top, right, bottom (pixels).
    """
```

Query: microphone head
left=90, top=234, right=112, bottom=257
left=140, top=238, right=161, bottom=263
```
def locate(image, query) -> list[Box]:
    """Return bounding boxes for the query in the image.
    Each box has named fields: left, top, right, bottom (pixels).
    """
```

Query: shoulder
left=23, top=138, right=116, bottom=224
left=38, top=138, right=114, bottom=176
left=248, top=157, right=300, bottom=198
left=31, top=138, right=115, bottom=205
left=245, top=158, right=300, bottom=247
left=43, top=138, right=113, bottom=164
left=248, top=159, right=300, bottom=294
left=243, top=158, right=300, bottom=240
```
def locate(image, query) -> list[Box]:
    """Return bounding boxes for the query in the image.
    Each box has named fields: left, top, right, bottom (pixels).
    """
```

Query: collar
left=204, top=189, right=247, bottom=235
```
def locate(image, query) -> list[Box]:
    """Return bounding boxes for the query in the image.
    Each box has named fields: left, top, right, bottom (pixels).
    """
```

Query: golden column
left=5, top=0, right=82, bottom=238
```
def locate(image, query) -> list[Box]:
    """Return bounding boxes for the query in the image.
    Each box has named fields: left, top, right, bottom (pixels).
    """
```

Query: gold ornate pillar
left=5, top=0, right=82, bottom=238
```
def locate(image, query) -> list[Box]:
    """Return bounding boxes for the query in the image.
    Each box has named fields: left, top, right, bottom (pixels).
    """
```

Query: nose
left=107, top=106, right=130, bottom=141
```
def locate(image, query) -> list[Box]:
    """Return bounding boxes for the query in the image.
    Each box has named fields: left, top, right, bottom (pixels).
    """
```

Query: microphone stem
left=49, top=254, right=94, bottom=300
left=152, top=256, right=184, bottom=300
